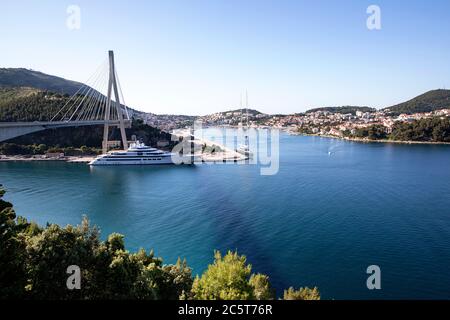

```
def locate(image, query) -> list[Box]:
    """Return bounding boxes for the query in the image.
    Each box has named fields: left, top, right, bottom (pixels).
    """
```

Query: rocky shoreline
left=0, top=155, right=95, bottom=163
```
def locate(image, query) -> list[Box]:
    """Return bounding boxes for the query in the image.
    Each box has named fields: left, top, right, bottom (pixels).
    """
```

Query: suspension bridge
left=0, top=51, right=131, bottom=154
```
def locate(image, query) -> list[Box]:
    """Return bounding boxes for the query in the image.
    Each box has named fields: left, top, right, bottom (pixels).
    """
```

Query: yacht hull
left=89, top=158, right=174, bottom=166
left=89, top=155, right=196, bottom=166
left=88, top=141, right=196, bottom=166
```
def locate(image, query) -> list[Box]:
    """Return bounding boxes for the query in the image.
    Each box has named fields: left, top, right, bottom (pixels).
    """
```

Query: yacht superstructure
left=89, top=141, right=189, bottom=166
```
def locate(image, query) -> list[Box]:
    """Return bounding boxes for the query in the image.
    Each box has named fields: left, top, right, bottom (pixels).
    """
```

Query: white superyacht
left=89, top=141, right=192, bottom=166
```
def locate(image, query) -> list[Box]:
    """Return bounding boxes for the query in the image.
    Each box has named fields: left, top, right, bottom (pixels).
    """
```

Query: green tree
left=389, top=117, right=450, bottom=142
left=367, top=125, right=387, bottom=140
left=191, top=250, right=275, bottom=300
left=353, top=125, right=387, bottom=140
left=157, top=258, right=193, bottom=300
left=249, top=273, right=275, bottom=300
left=0, top=186, right=29, bottom=299
left=23, top=219, right=192, bottom=300
left=25, top=218, right=102, bottom=299
left=283, top=286, right=321, bottom=300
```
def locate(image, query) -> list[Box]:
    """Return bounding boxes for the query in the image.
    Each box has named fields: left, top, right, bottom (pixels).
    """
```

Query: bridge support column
left=103, top=50, right=128, bottom=154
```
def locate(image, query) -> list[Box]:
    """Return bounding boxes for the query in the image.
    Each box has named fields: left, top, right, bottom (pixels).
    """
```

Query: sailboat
left=236, top=91, right=253, bottom=158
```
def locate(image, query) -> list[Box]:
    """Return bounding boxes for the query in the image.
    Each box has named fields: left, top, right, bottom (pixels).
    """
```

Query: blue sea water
left=1, top=132, right=450, bottom=299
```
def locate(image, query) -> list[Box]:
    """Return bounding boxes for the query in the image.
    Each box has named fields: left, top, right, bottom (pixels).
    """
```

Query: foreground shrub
left=283, top=287, right=321, bottom=300
left=191, top=251, right=275, bottom=300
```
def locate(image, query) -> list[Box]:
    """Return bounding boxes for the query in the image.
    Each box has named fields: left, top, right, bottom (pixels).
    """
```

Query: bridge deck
left=0, top=120, right=131, bottom=127
left=0, top=120, right=132, bottom=142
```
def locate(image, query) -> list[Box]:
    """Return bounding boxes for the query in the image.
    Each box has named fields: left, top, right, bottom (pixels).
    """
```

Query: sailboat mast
left=245, top=90, right=249, bottom=128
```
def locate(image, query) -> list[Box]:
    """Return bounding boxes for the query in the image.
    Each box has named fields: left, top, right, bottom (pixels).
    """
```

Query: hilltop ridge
left=0, top=68, right=83, bottom=95
left=384, top=89, right=450, bottom=115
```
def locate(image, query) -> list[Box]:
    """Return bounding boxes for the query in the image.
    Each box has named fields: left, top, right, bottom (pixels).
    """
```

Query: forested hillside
left=384, top=89, right=450, bottom=115
left=0, top=68, right=83, bottom=95
left=351, top=117, right=450, bottom=142
left=0, top=88, right=70, bottom=122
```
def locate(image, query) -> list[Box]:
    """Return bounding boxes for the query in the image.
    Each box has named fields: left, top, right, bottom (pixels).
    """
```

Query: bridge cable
left=79, top=67, right=108, bottom=121
left=114, top=66, right=130, bottom=120
left=74, top=63, right=108, bottom=121
left=70, top=62, right=107, bottom=121
left=86, top=69, right=109, bottom=121
left=50, top=59, right=107, bottom=122
left=59, top=62, right=105, bottom=122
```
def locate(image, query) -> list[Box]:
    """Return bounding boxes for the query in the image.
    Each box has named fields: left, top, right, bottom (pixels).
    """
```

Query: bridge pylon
left=103, top=50, right=128, bottom=154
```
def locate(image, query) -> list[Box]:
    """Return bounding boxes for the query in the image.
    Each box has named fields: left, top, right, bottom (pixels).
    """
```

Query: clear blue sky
left=2, top=0, right=450, bottom=115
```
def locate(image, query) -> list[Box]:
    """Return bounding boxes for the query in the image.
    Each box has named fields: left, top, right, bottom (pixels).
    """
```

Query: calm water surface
left=1, top=132, right=450, bottom=299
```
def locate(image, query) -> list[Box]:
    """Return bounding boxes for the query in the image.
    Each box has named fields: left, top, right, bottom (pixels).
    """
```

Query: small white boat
left=235, top=91, right=253, bottom=158
left=89, top=141, right=194, bottom=166
left=236, top=137, right=253, bottom=158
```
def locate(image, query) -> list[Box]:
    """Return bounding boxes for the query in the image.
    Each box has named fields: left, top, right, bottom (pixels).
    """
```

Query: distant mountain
left=0, top=68, right=84, bottom=95
left=384, top=89, right=450, bottom=115
left=305, top=106, right=376, bottom=115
